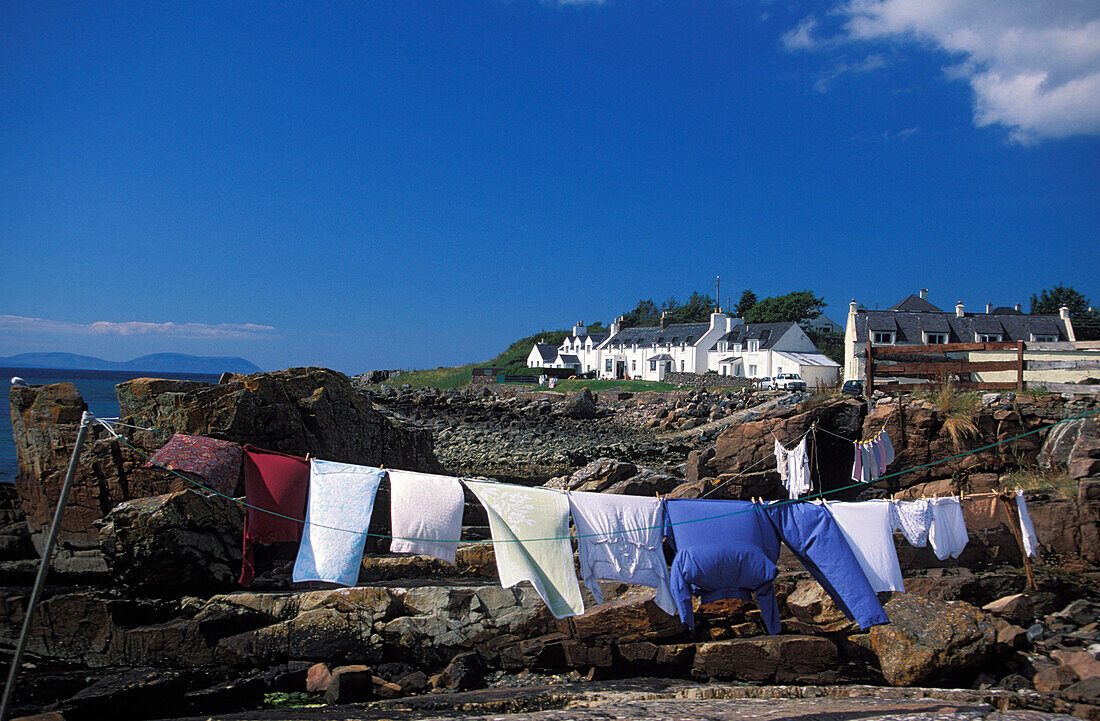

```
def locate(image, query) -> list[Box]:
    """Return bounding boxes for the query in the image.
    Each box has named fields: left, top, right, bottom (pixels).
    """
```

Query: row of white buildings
left=527, top=312, right=841, bottom=385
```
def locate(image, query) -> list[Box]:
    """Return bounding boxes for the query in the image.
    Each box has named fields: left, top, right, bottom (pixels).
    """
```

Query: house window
left=650, top=360, right=657, bottom=371
left=748, top=340, right=759, bottom=352
left=748, top=364, right=757, bottom=376
left=721, top=367, right=727, bottom=376
left=977, top=334, right=1002, bottom=343
left=872, top=331, right=895, bottom=344
left=680, top=360, right=685, bottom=371
left=605, top=359, right=612, bottom=372
left=631, top=360, right=636, bottom=371
left=926, top=333, right=948, bottom=344
left=733, top=344, right=742, bottom=353
left=1032, top=334, right=1057, bottom=342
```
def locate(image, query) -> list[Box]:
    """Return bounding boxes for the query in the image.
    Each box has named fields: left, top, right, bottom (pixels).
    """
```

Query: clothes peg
left=305, top=452, right=311, bottom=461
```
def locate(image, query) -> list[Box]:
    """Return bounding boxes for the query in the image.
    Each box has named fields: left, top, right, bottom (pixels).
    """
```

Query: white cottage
left=598, top=312, right=733, bottom=381
left=707, top=321, right=839, bottom=386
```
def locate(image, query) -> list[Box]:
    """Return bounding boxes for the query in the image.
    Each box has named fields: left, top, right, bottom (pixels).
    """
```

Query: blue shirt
left=664, top=499, right=889, bottom=634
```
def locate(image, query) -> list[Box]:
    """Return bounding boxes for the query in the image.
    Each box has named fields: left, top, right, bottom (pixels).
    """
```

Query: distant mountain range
left=0, top=352, right=261, bottom=375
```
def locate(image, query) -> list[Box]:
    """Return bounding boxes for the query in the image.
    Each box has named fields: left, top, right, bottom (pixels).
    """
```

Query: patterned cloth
left=146, top=433, right=243, bottom=495
left=293, top=460, right=385, bottom=586
left=890, top=499, right=933, bottom=547
left=464, top=480, right=584, bottom=619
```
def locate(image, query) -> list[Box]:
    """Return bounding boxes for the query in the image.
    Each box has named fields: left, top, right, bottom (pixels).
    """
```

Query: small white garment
left=567, top=491, right=676, bottom=615
left=774, top=439, right=789, bottom=484
left=464, top=480, right=584, bottom=619
left=1015, top=490, right=1039, bottom=558
left=387, top=469, right=465, bottom=564
left=825, top=499, right=905, bottom=592
left=890, top=499, right=933, bottom=547
left=927, top=496, right=969, bottom=560
left=775, top=438, right=812, bottom=499
left=293, top=460, right=384, bottom=586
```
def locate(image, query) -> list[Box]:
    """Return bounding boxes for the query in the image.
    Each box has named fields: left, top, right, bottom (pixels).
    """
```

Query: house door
left=616, top=361, right=626, bottom=380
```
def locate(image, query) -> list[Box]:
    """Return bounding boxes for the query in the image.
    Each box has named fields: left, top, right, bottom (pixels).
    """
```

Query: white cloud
left=0, top=315, right=277, bottom=340
left=829, top=0, right=1100, bottom=142
left=813, top=52, right=887, bottom=93
left=783, top=17, right=825, bottom=51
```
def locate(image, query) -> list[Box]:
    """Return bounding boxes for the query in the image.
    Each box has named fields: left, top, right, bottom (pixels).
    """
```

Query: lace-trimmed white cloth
left=890, top=499, right=933, bottom=547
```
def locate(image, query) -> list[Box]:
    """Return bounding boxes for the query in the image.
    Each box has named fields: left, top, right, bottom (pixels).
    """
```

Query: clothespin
left=305, top=452, right=311, bottom=461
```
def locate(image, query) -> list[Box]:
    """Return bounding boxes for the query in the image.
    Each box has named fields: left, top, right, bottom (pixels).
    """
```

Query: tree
left=1030, top=285, right=1092, bottom=316
left=735, top=289, right=758, bottom=318
left=619, top=299, right=660, bottom=328
left=743, top=290, right=826, bottom=324
left=667, top=291, right=716, bottom=323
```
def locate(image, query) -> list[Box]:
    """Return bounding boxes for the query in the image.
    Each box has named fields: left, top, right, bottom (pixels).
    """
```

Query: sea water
left=1, top=368, right=221, bottom=484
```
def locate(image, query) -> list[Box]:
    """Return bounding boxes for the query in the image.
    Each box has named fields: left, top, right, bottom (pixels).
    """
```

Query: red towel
left=239, top=445, right=309, bottom=586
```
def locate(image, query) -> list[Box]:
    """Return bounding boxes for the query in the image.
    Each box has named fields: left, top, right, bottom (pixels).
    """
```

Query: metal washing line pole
left=1, top=411, right=92, bottom=721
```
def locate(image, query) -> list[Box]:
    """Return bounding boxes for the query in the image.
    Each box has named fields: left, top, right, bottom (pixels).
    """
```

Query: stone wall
left=665, top=372, right=753, bottom=390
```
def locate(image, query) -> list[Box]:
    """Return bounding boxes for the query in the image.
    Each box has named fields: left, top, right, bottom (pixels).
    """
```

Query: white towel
left=465, top=480, right=584, bottom=619
left=293, top=460, right=384, bottom=586
left=567, top=491, right=676, bottom=616
left=927, top=496, right=969, bottom=560
left=387, top=469, right=465, bottom=564
left=825, top=500, right=905, bottom=592
left=1015, top=490, right=1039, bottom=558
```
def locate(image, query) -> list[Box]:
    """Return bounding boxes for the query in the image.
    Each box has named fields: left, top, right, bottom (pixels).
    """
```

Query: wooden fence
left=866, top=340, right=1025, bottom=394
left=867, top=341, right=1100, bottom=395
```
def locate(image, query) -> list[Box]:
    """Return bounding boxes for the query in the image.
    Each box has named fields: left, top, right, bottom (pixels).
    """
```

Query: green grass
left=388, top=364, right=476, bottom=389
left=532, top=378, right=676, bottom=394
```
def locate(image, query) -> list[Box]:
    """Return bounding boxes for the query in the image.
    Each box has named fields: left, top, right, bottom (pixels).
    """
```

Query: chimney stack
left=660, top=311, right=670, bottom=330
left=1059, top=306, right=1071, bottom=320
left=919, top=288, right=928, bottom=300
left=986, top=302, right=993, bottom=314
left=955, top=301, right=965, bottom=318
left=1015, top=303, right=1021, bottom=312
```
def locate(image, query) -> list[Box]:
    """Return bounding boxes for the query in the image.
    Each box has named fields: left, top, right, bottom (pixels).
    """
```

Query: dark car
left=841, top=380, right=864, bottom=397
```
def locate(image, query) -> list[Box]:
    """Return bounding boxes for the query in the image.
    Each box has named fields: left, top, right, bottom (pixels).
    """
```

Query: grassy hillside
left=380, top=329, right=569, bottom=389
left=485, top=329, right=571, bottom=374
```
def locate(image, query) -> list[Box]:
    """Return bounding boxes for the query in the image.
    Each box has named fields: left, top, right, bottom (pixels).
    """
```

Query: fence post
left=1016, top=341, right=1025, bottom=392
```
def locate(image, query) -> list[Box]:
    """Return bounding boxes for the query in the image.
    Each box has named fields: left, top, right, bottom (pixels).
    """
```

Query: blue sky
left=2, top=0, right=1098, bottom=373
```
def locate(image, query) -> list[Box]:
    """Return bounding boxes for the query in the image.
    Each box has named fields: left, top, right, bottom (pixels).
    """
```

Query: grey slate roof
left=605, top=322, right=711, bottom=349
left=647, top=353, right=675, bottom=362
left=558, top=354, right=581, bottom=365
left=532, top=343, right=558, bottom=362
left=854, top=311, right=1070, bottom=347
left=572, top=333, right=609, bottom=345
left=711, top=322, right=797, bottom=351
left=887, top=294, right=944, bottom=313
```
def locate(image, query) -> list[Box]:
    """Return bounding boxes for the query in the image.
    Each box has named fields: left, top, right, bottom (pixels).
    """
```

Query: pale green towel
left=464, top=480, right=584, bottom=619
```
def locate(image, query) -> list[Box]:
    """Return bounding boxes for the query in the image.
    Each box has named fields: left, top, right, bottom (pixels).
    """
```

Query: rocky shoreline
left=1, top=368, right=1099, bottom=720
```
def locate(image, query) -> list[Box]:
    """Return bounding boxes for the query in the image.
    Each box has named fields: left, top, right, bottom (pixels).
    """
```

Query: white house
left=527, top=312, right=840, bottom=385
left=707, top=321, right=839, bottom=386
left=597, top=312, right=732, bottom=381
left=526, top=343, right=559, bottom=369
left=843, top=289, right=1077, bottom=381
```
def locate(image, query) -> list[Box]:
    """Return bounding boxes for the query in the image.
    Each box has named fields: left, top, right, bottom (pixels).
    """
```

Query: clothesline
left=100, top=407, right=1097, bottom=544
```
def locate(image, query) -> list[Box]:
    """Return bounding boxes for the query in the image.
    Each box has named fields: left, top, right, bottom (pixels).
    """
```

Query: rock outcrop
left=9, top=368, right=441, bottom=568
left=869, top=593, right=997, bottom=687
left=98, top=489, right=244, bottom=596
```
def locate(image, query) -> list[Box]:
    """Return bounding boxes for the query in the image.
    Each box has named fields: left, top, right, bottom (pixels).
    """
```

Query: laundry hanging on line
left=292, top=460, right=384, bottom=587
left=134, top=428, right=1044, bottom=624
left=851, top=428, right=895, bottom=484
left=663, top=498, right=889, bottom=634
left=145, top=433, right=243, bottom=496
left=774, top=436, right=811, bottom=500
left=239, top=445, right=310, bottom=587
